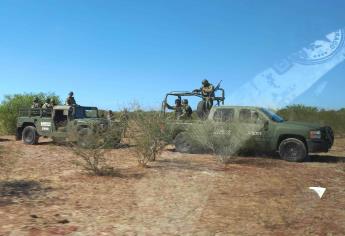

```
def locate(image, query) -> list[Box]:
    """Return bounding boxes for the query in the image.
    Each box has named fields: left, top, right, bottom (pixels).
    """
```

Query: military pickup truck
left=16, top=105, right=117, bottom=145
left=173, top=106, right=334, bottom=162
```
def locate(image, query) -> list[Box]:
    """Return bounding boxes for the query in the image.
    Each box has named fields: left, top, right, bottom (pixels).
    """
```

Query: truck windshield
left=260, top=108, right=285, bottom=123
left=74, top=107, right=99, bottom=119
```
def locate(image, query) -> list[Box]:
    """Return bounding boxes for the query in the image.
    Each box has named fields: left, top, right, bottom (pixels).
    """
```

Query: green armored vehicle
left=173, top=106, right=334, bottom=162
left=16, top=105, right=118, bottom=145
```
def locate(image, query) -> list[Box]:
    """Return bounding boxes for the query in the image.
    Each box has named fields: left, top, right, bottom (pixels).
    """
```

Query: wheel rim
left=24, top=130, right=33, bottom=143
left=282, top=142, right=300, bottom=159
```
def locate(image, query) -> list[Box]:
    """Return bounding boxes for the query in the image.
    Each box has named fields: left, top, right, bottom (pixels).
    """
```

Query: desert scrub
left=67, top=124, right=122, bottom=176
left=130, top=110, right=173, bottom=167
left=187, top=121, right=249, bottom=164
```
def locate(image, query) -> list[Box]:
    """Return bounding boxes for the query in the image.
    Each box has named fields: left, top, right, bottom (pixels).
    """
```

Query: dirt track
left=0, top=136, right=345, bottom=236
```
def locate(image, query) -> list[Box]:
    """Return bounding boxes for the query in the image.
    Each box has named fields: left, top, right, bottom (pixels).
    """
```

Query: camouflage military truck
left=172, top=106, right=334, bottom=162
left=16, top=105, right=121, bottom=145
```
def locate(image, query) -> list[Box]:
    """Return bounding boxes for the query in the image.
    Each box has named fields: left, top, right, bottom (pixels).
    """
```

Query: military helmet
left=202, top=79, right=209, bottom=86
left=182, top=99, right=189, bottom=105
left=69, top=91, right=74, bottom=96
left=175, top=99, right=181, bottom=104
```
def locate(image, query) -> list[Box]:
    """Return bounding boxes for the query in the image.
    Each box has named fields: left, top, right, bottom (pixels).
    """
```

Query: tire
left=196, top=101, right=210, bottom=120
left=174, top=132, right=206, bottom=154
left=279, top=138, right=307, bottom=162
left=77, top=128, right=94, bottom=148
left=22, top=126, right=39, bottom=145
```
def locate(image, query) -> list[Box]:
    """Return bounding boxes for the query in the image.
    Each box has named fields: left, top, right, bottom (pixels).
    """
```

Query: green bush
left=130, top=110, right=173, bottom=167
left=277, top=105, right=345, bottom=136
left=0, top=93, right=61, bottom=135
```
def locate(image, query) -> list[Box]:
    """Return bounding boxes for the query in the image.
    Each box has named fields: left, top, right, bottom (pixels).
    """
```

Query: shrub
left=67, top=126, right=121, bottom=176
left=186, top=121, right=247, bottom=164
left=130, top=110, right=173, bottom=167
left=0, top=93, right=61, bottom=135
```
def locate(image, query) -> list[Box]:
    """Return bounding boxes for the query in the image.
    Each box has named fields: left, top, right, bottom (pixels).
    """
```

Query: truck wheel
left=77, top=128, right=93, bottom=148
left=174, top=132, right=204, bottom=154
left=279, top=138, right=307, bottom=162
left=196, top=101, right=210, bottom=120
left=174, top=132, right=194, bottom=153
left=22, top=126, right=39, bottom=145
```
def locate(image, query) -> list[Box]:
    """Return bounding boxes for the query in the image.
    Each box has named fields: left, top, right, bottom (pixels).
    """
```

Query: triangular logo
left=309, top=187, right=326, bottom=199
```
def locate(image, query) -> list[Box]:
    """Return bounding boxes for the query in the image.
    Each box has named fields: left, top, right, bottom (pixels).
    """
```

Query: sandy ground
left=0, top=136, right=345, bottom=236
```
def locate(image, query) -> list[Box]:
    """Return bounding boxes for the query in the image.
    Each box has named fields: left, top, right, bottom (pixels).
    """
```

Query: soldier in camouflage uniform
left=166, top=99, right=183, bottom=119
left=194, top=79, right=215, bottom=99
left=31, top=97, right=41, bottom=109
left=181, top=99, right=193, bottom=119
left=194, top=79, right=215, bottom=110
left=42, top=98, right=53, bottom=109
left=65, top=92, right=77, bottom=106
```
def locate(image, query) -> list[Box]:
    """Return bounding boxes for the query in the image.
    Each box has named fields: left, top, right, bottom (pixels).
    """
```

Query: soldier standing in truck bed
left=65, top=92, right=77, bottom=106
left=194, top=79, right=216, bottom=111
left=194, top=79, right=215, bottom=99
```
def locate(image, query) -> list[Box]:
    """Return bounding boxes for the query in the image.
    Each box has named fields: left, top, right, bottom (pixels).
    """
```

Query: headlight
left=310, top=130, right=321, bottom=139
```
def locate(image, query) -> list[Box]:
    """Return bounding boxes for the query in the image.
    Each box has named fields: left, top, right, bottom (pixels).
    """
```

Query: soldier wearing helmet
left=193, top=79, right=216, bottom=110
left=65, top=91, right=77, bottom=106
left=181, top=99, right=193, bottom=119
left=42, top=98, right=53, bottom=109
left=194, top=79, right=215, bottom=97
left=165, top=98, right=183, bottom=119
left=201, top=79, right=215, bottom=98
left=31, top=97, right=41, bottom=109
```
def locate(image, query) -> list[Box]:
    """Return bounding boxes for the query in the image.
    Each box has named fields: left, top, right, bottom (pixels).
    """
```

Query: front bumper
left=307, top=139, right=332, bottom=153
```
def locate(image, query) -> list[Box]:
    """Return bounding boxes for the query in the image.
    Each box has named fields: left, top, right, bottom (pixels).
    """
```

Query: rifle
left=214, top=80, right=222, bottom=91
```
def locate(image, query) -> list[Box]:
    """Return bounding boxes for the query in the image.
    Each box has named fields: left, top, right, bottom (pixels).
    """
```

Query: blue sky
left=0, top=0, right=344, bottom=110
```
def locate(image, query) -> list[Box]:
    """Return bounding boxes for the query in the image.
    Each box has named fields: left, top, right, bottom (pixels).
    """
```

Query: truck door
left=212, top=108, right=235, bottom=139
left=238, top=109, right=270, bottom=151
left=52, top=109, right=70, bottom=138
left=37, top=109, right=54, bottom=136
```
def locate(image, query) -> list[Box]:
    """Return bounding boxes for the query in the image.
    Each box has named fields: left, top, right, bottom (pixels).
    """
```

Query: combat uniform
left=65, top=96, right=76, bottom=106
left=181, top=105, right=193, bottom=119
left=201, top=84, right=215, bottom=98
left=166, top=103, right=184, bottom=119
